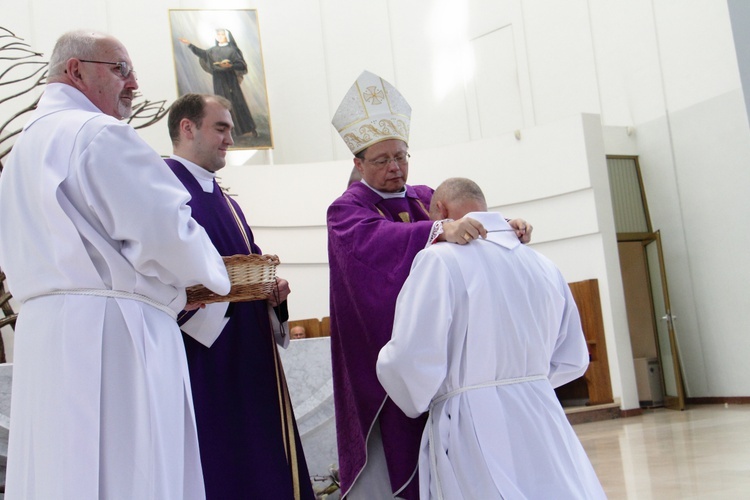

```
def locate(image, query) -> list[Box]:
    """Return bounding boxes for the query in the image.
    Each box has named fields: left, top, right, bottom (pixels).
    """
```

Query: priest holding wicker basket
left=165, top=93, right=315, bottom=500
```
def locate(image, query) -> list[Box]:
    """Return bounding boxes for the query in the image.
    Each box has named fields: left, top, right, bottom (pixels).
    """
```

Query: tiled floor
left=0, top=404, right=745, bottom=499
left=574, top=404, right=750, bottom=499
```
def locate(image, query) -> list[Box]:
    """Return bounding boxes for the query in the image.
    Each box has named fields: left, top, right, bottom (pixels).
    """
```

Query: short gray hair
left=430, top=177, right=487, bottom=216
left=48, top=30, right=103, bottom=79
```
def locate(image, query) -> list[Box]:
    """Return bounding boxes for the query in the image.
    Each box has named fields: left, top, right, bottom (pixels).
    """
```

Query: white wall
left=1, top=0, right=749, bottom=401
left=590, top=0, right=750, bottom=398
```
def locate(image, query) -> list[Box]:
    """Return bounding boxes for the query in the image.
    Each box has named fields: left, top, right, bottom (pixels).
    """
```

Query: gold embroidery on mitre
left=341, top=119, right=409, bottom=152
left=331, top=71, right=412, bottom=155
left=363, top=85, right=385, bottom=105
left=398, top=212, right=411, bottom=223
left=378, top=119, right=409, bottom=138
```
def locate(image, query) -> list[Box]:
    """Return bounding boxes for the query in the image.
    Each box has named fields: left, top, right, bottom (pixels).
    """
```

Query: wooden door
left=568, top=279, right=614, bottom=405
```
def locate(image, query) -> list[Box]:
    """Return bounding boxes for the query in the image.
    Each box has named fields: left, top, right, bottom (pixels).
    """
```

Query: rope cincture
left=427, top=375, right=547, bottom=500
left=34, top=288, right=176, bottom=319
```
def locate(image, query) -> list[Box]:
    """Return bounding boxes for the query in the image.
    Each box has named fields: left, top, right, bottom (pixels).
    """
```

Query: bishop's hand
left=508, top=218, right=533, bottom=244
left=441, top=217, right=487, bottom=245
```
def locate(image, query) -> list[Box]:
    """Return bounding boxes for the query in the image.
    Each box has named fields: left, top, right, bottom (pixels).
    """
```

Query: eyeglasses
left=78, top=59, right=137, bottom=80
left=364, top=153, right=410, bottom=168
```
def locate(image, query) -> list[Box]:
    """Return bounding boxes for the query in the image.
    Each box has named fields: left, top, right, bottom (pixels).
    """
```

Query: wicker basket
left=186, top=254, right=280, bottom=304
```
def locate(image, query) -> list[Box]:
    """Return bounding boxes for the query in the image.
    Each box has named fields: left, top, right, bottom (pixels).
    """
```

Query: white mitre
left=331, top=70, right=411, bottom=155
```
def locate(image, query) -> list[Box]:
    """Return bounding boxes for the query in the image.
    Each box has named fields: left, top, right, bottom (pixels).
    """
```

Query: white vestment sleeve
left=377, top=250, right=453, bottom=418
left=181, top=303, right=230, bottom=348
left=548, top=275, right=590, bottom=388
left=77, top=125, right=230, bottom=299
left=269, top=304, right=290, bottom=349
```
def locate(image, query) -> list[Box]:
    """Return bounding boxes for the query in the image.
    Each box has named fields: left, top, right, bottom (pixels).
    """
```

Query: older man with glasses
left=0, top=30, right=230, bottom=499
left=326, top=71, right=532, bottom=499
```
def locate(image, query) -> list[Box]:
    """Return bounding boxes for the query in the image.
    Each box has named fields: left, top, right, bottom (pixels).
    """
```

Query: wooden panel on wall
left=568, top=279, right=614, bottom=406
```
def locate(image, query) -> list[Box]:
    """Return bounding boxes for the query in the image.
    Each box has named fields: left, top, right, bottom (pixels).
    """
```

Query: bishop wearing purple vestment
left=328, top=180, right=436, bottom=499
left=166, top=94, right=314, bottom=500
left=327, top=72, right=536, bottom=499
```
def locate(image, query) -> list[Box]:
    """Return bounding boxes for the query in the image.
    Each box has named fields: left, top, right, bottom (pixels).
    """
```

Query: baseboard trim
left=687, top=396, right=750, bottom=405
left=619, top=407, right=643, bottom=418
left=566, top=404, right=622, bottom=425
left=565, top=397, right=750, bottom=426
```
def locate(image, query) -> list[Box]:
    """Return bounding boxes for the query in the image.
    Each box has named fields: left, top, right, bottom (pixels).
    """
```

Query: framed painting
left=169, top=9, right=273, bottom=149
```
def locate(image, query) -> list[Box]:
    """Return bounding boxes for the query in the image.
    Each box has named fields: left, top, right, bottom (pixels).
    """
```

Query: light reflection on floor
left=573, top=404, right=750, bottom=499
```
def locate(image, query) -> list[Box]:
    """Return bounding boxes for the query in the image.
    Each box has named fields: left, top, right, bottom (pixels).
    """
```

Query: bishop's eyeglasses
left=364, top=153, right=410, bottom=168
left=78, top=59, right=137, bottom=80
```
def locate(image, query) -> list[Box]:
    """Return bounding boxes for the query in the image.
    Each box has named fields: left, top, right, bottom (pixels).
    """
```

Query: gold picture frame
left=169, top=9, right=273, bottom=150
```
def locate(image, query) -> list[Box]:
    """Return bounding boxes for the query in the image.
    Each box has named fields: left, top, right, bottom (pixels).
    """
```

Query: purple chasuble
left=167, top=159, right=314, bottom=500
left=327, top=181, right=434, bottom=499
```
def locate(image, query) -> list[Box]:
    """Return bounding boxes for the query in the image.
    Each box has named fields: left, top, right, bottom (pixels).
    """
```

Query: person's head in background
left=291, top=326, right=307, bottom=340
left=47, top=30, right=139, bottom=120
left=429, top=177, right=488, bottom=221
